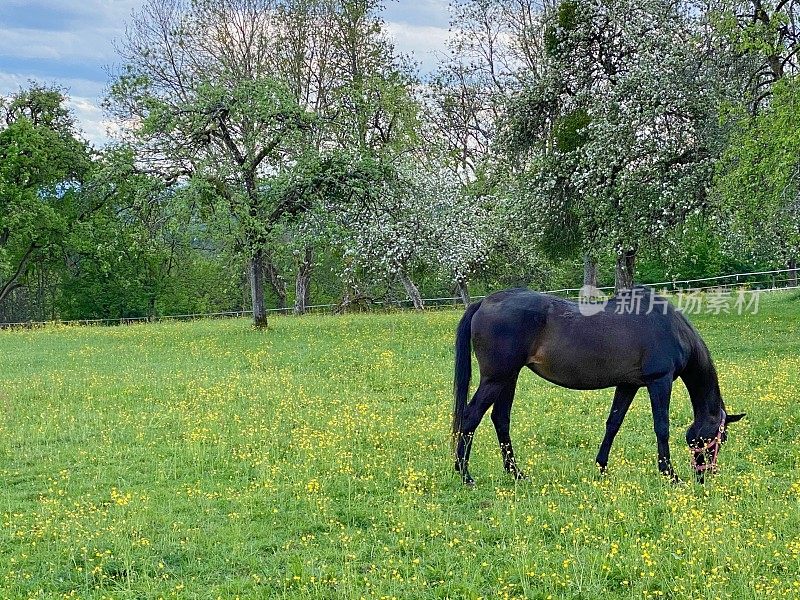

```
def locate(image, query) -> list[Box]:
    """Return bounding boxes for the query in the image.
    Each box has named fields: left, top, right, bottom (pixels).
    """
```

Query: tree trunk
left=294, top=247, right=313, bottom=315
left=614, top=248, right=636, bottom=292
left=583, top=254, right=598, bottom=289
left=399, top=269, right=424, bottom=310
left=456, top=278, right=470, bottom=307
left=265, top=257, right=287, bottom=310
left=789, top=258, right=798, bottom=287
left=249, top=250, right=268, bottom=328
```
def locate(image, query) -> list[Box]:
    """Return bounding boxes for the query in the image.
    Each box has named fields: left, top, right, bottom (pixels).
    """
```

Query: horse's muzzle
left=689, top=412, right=726, bottom=480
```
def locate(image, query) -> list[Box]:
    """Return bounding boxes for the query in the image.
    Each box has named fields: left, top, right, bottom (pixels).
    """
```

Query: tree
left=109, top=0, right=317, bottom=328
left=423, top=169, right=494, bottom=306
left=296, top=0, right=420, bottom=311
left=709, top=1, right=800, bottom=281
left=279, top=0, right=426, bottom=310
left=110, top=0, right=425, bottom=320
left=421, top=1, right=553, bottom=299
left=270, top=0, right=337, bottom=314
left=0, top=84, right=92, bottom=315
left=716, top=75, right=800, bottom=283
left=502, top=0, right=720, bottom=290
left=714, top=0, right=800, bottom=110
left=298, top=153, right=488, bottom=309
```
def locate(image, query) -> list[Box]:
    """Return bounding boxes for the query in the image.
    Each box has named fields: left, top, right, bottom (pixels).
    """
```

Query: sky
left=0, top=0, right=452, bottom=147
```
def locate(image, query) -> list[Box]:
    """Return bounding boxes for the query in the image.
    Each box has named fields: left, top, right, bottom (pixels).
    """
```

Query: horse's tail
left=452, top=300, right=483, bottom=449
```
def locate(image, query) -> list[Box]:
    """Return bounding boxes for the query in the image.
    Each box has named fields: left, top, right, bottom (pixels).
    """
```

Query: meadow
left=1, top=292, right=799, bottom=599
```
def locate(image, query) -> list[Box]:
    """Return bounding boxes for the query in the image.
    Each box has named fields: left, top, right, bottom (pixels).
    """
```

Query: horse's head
left=686, top=410, right=746, bottom=483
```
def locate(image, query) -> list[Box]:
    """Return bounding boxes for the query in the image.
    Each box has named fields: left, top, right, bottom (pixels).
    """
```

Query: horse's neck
left=682, top=342, right=722, bottom=420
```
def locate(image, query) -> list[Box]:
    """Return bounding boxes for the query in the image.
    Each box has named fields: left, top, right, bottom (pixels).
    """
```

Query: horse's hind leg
left=490, top=373, right=525, bottom=479
left=595, top=384, right=638, bottom=473
left=455, top=378, right=506, bottom=485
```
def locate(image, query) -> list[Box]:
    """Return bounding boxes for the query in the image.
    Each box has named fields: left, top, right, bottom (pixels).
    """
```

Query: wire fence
left=1, top=267, right=798, bottom=329
left=534, top=268, right=800, bottom=299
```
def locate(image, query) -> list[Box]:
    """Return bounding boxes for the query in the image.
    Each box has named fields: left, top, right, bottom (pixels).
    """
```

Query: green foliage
left=716, top=75, right=800, bottom=266
left=553, top=107, right=590, bottom=153
left=545, top=0, right=581, bottom=56
left=637, top=217, right=721, bottom=282
left=58, top=211, right=242, bottom=321
left=0, top=84, right=93, bottom=307
left=540, top=204, right=583, bottom=260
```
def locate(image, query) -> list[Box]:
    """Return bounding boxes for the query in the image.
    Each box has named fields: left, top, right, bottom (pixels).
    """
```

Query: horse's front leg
left=595, top=384, right=638, bottom=473
left=646, top=375, right=677, bottom=481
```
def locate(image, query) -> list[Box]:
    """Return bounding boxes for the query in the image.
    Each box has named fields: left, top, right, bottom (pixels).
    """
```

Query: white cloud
left=67, top=96, right=119, bottom=147
left=66, top=0, right=141, bottom=22
left=384, top=0, right=450, bottom=28
left=0, top=26, right=119, bottom=61
left=384, top=21, right=451, bottom=73
left=1, top=0, right=140, bottom=25
left=0, top=0, right=141, bottom=64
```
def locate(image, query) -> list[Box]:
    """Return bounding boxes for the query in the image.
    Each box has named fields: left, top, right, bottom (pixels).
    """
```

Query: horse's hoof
left=456, top=463, right=475, bottom=486
left=596, top=463, right=608, bottom=476
left=509, top=470, right=527, bottom=481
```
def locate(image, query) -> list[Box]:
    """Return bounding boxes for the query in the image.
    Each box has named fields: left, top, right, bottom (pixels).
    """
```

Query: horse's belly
left=527, top=364, right=615, bottom=390
left=527, top=349, right=643, bottom=390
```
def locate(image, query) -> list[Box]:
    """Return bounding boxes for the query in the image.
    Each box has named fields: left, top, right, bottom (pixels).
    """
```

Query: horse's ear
left=727, top=413, right=746, bottom=424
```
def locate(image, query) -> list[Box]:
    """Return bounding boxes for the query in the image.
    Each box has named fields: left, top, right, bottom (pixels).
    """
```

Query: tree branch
left=0, top=243, right=38, bottom=304
left=250, top=137, right=283, bottom=172
left=213, top=119, right=246, bottom=166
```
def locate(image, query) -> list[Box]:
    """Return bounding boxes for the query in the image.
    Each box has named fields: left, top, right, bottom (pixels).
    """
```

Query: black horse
left=452, top=287, right=745, bottom=485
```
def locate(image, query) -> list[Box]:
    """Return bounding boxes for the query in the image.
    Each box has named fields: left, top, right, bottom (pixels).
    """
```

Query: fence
left=1, top=267, right=798, bottom=329
left=541, top=267, right=800, bottom=298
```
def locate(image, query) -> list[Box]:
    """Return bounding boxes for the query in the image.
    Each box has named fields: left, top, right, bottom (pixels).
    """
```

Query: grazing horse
left=452, top=287, right=745, bottom=485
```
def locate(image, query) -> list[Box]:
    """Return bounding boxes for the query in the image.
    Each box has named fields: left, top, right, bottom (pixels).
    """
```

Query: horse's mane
left=674, top=309, right=724, bottom=415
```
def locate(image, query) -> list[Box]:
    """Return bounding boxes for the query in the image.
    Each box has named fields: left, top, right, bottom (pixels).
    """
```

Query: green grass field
left=2, top=292, right=799, bottom=599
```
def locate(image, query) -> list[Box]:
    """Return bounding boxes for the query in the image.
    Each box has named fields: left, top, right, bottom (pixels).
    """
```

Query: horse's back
left=470, top=287, right=695, bottom=389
